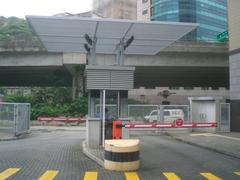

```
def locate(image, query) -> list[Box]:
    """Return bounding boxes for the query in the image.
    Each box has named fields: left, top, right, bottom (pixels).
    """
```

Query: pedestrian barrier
left=37, top=116, right=86, bottom=124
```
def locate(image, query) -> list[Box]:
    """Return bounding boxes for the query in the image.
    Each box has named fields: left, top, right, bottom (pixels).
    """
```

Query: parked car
left=144, top=109, right=184, bottom=123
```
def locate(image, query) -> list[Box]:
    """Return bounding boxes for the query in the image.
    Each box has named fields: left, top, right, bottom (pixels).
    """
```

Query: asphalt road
left=0, top=129, right=239, bottom=180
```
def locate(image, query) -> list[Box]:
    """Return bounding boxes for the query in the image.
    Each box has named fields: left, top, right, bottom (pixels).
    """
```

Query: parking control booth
left=86, top=65, right=134, bottom=148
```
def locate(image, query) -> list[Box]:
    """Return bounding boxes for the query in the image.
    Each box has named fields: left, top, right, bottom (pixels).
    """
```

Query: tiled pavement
left=0, top=129, right=239, bottom=180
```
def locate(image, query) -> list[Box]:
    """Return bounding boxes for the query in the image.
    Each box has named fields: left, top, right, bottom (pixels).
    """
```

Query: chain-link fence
left=94, top=104, right=190, bottom=124
left=128, top=105, right=158, bottom=122
left=0, top=103, right=30, bottom=136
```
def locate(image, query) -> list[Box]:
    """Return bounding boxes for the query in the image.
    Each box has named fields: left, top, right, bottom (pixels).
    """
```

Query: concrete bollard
left=104, top=139, right=140, bottom=171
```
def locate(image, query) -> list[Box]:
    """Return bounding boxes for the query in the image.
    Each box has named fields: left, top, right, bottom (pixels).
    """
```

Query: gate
left=219, top=103, right=230, bottom=132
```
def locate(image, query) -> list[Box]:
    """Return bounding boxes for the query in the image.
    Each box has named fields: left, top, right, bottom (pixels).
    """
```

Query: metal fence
left=0, top=103, right=30, bottom=136
left=128, top=105, right=158, bottom=122
left=95, top=104, right=189, bottom=124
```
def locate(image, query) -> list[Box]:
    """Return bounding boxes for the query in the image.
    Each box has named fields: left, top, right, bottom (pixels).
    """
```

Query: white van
left=144, top=109, right=184, bottom=123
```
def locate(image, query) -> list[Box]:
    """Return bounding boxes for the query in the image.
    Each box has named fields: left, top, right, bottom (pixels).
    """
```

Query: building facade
left=93, top=0, right=137, bottom=19
left=228, top=0, right=240, bottom=132
left=138, top=0, right=228, bottom=41
left=137, top=0, right=151, bottom=21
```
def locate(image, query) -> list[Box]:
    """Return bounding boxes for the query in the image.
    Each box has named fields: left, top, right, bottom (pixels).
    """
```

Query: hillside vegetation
left=0, top=16, right=42, bottom=49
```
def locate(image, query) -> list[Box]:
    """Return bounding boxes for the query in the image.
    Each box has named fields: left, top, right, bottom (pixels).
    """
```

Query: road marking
left=0, top=168, right=20, bottom=180
left=163, top=172, right=181, bottom=180
left=84, top=172, right=98, bottom=180
left=190, top=133, right=240, bottom=141
left=200, top=172, right=221, bottom=180
left=125, top=172, right=140, bottom=180
left=38, top=170, right=59, bottom=180
left=234, top=171, right=240, bottom=176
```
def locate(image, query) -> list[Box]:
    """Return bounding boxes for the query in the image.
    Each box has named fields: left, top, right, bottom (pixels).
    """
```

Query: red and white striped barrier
left=37, top=116, right=86, bottom=123
left=124, top=119, right=217, bottom=129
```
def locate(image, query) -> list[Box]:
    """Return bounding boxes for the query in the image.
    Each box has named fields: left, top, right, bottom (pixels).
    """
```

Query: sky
left=0, top=0, right=93, bottom=19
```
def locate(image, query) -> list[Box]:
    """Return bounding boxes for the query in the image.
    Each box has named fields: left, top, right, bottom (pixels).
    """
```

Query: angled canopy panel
left=26, top=15, right=198, bottom=55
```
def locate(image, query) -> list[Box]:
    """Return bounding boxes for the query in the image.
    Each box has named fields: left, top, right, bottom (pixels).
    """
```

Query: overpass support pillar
left=72, top=74, right=84, bottom=100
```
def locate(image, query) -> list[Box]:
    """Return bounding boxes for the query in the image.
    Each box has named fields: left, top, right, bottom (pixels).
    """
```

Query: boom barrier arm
left=121, top=119, right=217, bottom=129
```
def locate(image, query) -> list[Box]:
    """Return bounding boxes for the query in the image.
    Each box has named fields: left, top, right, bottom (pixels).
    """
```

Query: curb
left=82, top=141, right=104, bottom=167
left=165, top=133, right=240, bottom=160
left=0, top=132, right=31, bottom=141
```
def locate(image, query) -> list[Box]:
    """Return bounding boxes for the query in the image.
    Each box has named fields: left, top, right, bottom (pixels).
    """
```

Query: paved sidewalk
left=166, top=132, right=240, bottom=159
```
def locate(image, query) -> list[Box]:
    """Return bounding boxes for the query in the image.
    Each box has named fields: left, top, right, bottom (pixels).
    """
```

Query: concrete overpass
left=0, top=41, right=229, bottom=88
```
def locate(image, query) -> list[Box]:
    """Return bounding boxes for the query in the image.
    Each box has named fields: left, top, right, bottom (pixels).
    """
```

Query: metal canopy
left=26, top=15, right=198, bottom=55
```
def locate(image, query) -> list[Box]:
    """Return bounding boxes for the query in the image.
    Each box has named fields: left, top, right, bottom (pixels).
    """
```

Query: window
left=151, top=111, right=158, bottom=116
left=142, top=9, right=148, bottom=15
left=164, top=111, right=170, bottom=116
left=142, top=0, right=148, bottom=3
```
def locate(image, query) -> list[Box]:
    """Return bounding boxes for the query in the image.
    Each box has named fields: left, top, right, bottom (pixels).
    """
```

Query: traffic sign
left=217, top=30, right=228, bottom=42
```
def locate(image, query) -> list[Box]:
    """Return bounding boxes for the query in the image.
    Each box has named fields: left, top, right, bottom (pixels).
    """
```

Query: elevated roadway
left=0, top=41, right=229, bottom=88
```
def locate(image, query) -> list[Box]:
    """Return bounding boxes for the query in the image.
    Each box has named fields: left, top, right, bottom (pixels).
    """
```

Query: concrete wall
left=129, top=87, right=229, bottom=105
left=228, top=0, right=240, bottom=132
left=228, top=0, right=240, bottom=51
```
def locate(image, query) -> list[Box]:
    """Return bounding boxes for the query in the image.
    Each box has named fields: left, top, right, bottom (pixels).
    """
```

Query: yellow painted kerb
left=200, top=172, right=221, bottom=180
left=38, top=170, right=59, bottom=180
left=234, top=171, right=240, bottom=176
left=125, top=172, right=140, bottom=180
left=84, top=171, right=98, bottom=180
left=0, top=168, right=21, bottom=180
left=163, top=172, right=181, bottom=180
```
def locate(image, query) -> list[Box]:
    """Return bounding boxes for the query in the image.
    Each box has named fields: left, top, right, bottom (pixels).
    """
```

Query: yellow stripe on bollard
left=200, top=172, right=221, bottom=180
left=38, top=170, right=59, bottom=180
left=0, top=168, right=20, bottom=180
left=84, top=172, right=98, bottom=180
left=163, top=172, right=181, bottom=180
left=234, top=171, right=240, bottom=176
left=125, top=172, right=140, bottom=180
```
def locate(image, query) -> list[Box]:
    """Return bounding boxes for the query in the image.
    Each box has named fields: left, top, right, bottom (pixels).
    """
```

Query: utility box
left=188, top=97, right=223, bottom=132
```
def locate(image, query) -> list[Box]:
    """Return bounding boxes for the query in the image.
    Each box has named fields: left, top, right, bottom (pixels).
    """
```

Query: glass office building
left=151, top=0, right=227, bottom=41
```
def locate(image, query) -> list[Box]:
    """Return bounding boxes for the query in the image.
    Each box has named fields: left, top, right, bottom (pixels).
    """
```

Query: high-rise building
left=137, top=0, right=228, bottom=41
left=137, top=0, right=151, bottom=21
left=93, top=0, right=137, bottom=19
left=228, top=0, right=240, bottom=132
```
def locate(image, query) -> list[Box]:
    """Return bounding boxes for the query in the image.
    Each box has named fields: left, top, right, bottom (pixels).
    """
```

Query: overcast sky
left=0, top=0, right=93, bottom=19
